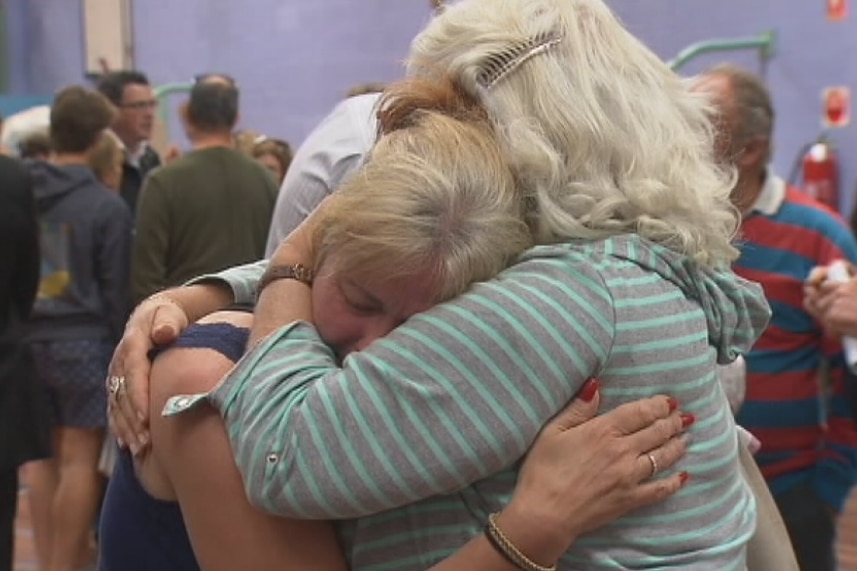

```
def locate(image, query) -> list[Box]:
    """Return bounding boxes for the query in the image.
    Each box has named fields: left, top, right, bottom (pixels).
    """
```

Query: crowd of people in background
left=0, top=69, right=304, bottom=571
left=0, top=0, right=856, bottom=570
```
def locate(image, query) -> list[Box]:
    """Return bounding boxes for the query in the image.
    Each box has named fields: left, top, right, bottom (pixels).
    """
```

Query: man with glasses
left=97, top=71, right=162, bottom=215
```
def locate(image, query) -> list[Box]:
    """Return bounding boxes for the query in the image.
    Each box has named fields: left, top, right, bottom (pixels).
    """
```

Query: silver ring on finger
left=107, top=375, right=126, bottom=399
left=647, top=452, right=659, bottom=478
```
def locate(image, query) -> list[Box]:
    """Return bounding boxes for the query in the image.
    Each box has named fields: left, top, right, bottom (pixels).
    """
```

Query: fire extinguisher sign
left=828, top=0, right=848, bottom=21
left=822, top=87, right=851, bottom=128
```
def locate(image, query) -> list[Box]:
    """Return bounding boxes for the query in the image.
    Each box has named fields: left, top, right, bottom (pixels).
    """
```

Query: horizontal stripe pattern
left=735, top=186, right=857, bottom=512
left=210, top=235, right=766, bottom=569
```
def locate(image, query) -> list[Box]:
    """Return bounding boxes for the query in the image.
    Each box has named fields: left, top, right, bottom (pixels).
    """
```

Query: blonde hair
left=314, top=85, right=532, bottom=302
left=233, top=129, right=263, bottom=154
left=345, top=82, right=387, bottom=98
left=89, top=130, right=123, bottom=187
left=408, top=0, right=740, bottom=267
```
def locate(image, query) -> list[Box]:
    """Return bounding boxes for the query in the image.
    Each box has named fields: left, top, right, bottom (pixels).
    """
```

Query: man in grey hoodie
left=24, top=86, right=132, bottom=571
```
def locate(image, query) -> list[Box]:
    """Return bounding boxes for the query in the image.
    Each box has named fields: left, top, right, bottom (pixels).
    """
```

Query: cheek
left=312, top=279, right=363, bottom=353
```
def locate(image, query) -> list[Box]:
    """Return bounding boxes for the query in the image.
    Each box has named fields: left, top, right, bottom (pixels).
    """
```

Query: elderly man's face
left=692, top=72, right=772, bottom=212
left=691, top=73, right=739, bottom=165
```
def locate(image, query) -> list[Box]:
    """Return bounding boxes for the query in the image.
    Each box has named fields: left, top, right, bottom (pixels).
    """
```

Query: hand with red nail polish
left=499, top=389, right=690, bottom=561
left=106, top=283, right=234, bottom=454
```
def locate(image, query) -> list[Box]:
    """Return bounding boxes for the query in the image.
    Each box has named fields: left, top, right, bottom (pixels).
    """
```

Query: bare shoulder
left=150, top=310, right=253, bottom=408
left=197, top=309, right=254, bottom=328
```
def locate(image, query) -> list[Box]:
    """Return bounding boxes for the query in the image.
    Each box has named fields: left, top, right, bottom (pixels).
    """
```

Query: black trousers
left=774, top=480, right=837, bottom=571
left=0, top=468, right=17, bottom=571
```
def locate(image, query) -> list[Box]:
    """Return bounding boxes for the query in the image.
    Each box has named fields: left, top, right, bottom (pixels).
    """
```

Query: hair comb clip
left=476, top=31, right=564, bottom=90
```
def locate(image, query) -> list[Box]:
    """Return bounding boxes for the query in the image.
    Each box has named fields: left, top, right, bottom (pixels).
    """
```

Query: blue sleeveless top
left=98, top=322, right=250, bottom=571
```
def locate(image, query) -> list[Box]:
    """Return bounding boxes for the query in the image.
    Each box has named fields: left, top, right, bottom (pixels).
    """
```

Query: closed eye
left=340, top=280, right=383, bottom=314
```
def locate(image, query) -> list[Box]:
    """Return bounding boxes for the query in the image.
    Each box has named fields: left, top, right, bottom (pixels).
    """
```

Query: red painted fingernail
left=580, top=378, right=600, bottom=402
left=679, top=472, right=690, bottom=486
left=667, top=397, right=679, bottom=412
left=680, top=413, right=695, bottom=428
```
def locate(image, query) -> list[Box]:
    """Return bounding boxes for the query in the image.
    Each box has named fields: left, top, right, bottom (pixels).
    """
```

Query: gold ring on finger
left=647, top=453, right=659, bottom=478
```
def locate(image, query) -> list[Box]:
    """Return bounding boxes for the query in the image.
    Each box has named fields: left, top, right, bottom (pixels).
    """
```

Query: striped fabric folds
left=204, top=234, right=770, bottom=570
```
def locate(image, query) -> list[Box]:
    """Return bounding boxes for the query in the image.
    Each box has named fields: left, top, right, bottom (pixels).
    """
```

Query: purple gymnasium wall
left=7, top=0, right=857, bottom=216
left=129, top=0, right=433, bottom=144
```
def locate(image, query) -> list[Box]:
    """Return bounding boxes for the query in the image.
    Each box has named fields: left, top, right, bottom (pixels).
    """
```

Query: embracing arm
left=151, top=329, right=562, bottom=571
left=148, top=323, right=348, bottom=571
left=156, top=333, right=688, bottom=571
left=193, top=255, right=617, bottom=518
left=187, top=258, right=269, bottom=306
left=431, top=391, right=688, bottom=571
left=109, top=241, right=269, bottom=451
left=108, top=279, right=238, bottom=452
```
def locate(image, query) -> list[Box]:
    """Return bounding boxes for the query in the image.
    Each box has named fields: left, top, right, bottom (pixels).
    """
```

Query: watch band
left=256, top=263, right=314, bottom=300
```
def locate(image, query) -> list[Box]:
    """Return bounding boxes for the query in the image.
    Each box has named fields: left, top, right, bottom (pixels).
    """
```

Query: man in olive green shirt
left=132, top=75, right=277, bottom=303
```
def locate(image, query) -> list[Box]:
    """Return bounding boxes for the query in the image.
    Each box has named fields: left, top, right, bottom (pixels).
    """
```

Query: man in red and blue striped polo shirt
left=696, top=64, right=857, bottom=571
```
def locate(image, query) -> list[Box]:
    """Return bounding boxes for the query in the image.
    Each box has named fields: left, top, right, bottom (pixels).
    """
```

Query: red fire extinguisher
left=801, top=139, right=840, bottom=211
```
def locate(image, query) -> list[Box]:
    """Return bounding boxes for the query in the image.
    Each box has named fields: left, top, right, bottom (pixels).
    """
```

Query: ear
left=738, top=136, right=769, bottom=170
left=178, top=101, right=190, bottom=123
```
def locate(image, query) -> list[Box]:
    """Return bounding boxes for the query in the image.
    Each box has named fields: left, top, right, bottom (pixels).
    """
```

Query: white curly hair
left=408, top=0, right=741, bottom=267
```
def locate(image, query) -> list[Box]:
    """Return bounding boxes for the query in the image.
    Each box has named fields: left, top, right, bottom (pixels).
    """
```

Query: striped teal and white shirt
left=170, top=234, right=771, bottom=570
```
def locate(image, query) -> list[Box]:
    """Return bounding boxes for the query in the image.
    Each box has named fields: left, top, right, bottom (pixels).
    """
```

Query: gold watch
left=256, top=263, right=314, bottom=300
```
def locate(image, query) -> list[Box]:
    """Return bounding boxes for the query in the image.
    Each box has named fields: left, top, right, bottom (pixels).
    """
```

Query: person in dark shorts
left=23, top=86, right=133, bottom=571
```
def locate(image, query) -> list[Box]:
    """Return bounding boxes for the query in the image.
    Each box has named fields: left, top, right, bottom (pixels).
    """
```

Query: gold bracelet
left=256, top=263, right=314, bottom=301
left=485, top=512, right=558, bottom=571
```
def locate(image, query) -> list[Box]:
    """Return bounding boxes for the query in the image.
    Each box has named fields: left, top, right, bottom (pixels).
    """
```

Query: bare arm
left=430, top=391, right=689, bottom=570
left=109, top=282, right=234, bottom=453
left=152, top=331, right=688, bottom=571
left=249, top=243, right=312, bottom=346
left=148, top=316, right=347, bottom=571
